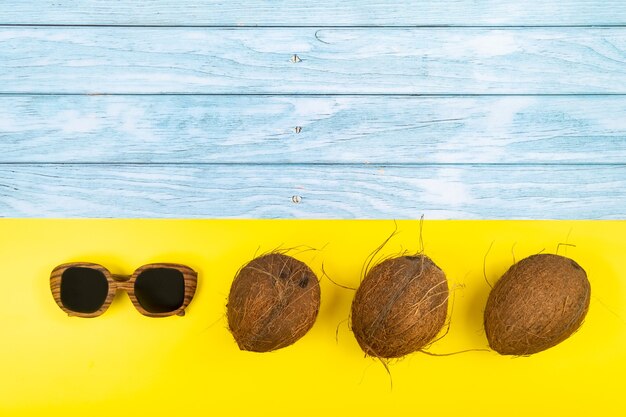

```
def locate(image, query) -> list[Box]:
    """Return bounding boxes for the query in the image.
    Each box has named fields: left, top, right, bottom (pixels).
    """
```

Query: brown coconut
left=351, top=255, right=449, bottom=359
left=227, top=253, right=320, bottom=352
left=484, top=253, right=591, bottom=355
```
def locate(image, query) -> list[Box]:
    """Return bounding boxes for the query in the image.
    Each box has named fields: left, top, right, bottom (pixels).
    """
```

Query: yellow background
left=0, top=220, right=624, bottom=416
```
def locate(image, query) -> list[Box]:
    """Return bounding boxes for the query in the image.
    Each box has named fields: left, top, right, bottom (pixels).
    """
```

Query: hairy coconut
left=227, top=253, right=320, bottom=352
left=484, top=253, right=591, bottom=355
left=351, top=255, right=449, bottom=359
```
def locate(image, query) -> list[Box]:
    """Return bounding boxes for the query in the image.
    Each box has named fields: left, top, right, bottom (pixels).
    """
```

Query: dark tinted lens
left=134, top=268, right=185, bottom=313
left=60, top=267, right=109, bottom=313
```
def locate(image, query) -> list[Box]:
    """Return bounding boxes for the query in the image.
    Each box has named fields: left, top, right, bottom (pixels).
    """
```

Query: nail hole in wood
left=291, top=195, right=302, bottom=204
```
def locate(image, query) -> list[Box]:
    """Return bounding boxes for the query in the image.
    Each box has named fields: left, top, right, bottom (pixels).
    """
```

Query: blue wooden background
left=1, top=1, right=625, bottom=218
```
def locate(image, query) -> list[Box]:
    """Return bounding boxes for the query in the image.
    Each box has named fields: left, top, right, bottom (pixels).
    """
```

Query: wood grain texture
left=2, top=1, right=625, bottom=26
left=2, top=28, right=626, bottom=94
left=50, top=262, right=197, bottom=317
left=1, top=164, right=623, bottom=219
left=2, top=95, right=626, bottom=163
left=50, top=262, right=114, bottom=318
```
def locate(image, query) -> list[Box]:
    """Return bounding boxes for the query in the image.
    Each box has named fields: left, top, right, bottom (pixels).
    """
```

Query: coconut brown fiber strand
left=227, top=253, right=321, bottom=352
left=484, top=253, right=591, bottom=355
left=351, top=255, right=449, bottom=359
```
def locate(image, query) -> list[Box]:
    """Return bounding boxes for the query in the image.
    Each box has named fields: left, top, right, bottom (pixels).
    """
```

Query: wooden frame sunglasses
left=50, top=262, right=197, bottom=318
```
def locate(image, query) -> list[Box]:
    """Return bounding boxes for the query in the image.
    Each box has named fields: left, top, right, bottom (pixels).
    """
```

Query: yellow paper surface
left=0, top=219, right=624, bottom=416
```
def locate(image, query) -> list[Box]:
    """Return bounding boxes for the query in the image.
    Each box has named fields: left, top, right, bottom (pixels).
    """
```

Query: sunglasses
left=50, top=262, right=197, bottom=318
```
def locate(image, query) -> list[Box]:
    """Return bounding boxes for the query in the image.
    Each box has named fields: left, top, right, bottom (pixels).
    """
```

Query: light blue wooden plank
left=2, top=1, right=625, bottom=26
left=0, top=164, right=623, bottom=219
left=2, top=28, right=626, bottom=94
left=2, top=95, right=626, bottom=163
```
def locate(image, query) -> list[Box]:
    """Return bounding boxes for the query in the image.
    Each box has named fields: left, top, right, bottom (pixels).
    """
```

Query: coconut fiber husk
left=227, top=253, right=321, bottom=352
left=484, top=253, right=591, bottom=355
left=351, top=255, right=449, bottom=359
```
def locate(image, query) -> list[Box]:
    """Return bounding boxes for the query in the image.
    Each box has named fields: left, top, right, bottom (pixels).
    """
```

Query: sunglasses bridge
left=111, top=273, right=133, bottom=282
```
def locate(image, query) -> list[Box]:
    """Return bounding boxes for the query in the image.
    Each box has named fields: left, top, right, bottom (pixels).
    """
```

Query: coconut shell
left=351, top=255, right=449, bottom=359
left=227, top=253, right=320, bottom=352
left=484, top=253, right=591, bottom=355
